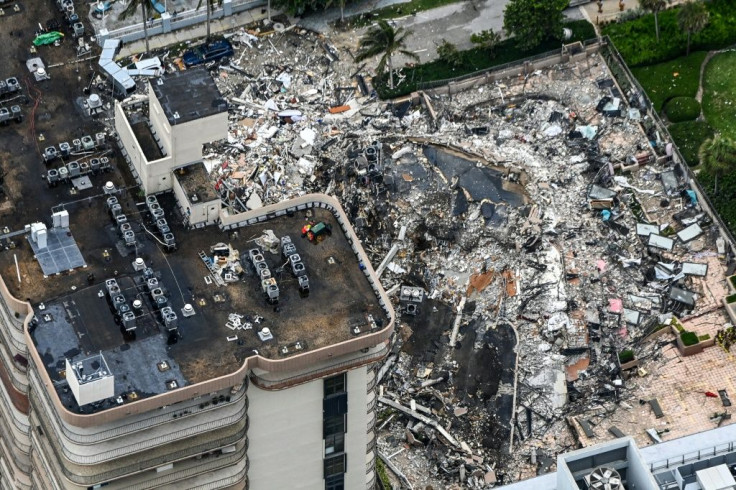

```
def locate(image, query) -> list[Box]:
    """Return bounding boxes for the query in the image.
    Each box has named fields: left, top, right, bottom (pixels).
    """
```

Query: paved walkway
left=118, top=6, right=269, bottom=57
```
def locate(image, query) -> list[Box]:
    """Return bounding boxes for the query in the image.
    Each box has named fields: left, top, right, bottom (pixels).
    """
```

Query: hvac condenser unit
left=585, top=466, right=624, bottom=490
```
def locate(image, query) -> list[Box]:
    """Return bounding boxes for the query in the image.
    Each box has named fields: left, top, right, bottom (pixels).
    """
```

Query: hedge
left=664, top=97, right=701, bottom=123
left=374, top=20, right=595, bottom=99
left=602, top=0, right=736, bottom=67
left=681, top=331, right=699, bottom=346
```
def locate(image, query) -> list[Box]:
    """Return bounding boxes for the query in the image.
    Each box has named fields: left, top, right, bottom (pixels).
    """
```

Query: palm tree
left=678, top=1, right=709, bottom=56
left=699, top=135, right=736, bottom=195
left=197, top=0, right=223, bottom=40
left=640, top=0, right=670, bottom=43
left=355, top=20, right=418, bottom=90
left=119, top=0, right=150, bottom=54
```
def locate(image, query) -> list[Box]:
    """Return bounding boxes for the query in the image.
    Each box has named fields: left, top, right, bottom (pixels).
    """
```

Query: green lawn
left=630, top=52, right=706, bottom=112
left=702, top=51, right=736, bottom=141
left=668, top=121, right=713, bottom=167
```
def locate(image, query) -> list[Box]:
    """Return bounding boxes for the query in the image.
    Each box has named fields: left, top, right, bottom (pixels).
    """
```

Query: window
left=324, top=415, right=345, bottom=437
left=324, top=453, right=346, bottom=477
left=324, top=373, right=346, bottom=396
left=323, top=392, right=348, bottom=417
left=325, top=432, right=344, bottom=455
left=325, top=473, right=344, bottom=490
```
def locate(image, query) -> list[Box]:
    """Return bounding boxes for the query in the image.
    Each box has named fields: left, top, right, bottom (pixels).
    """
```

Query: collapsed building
left=0, top=10, right=734, bottom=490
left=151, top=28, right=735, bottom=489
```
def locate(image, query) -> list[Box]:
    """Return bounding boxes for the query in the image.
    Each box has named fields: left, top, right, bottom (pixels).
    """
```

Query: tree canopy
left=356, top=20, right=418, bottom=89
left=699, top=134, right=736, bottom=193
left=503, top=0, right=568, bottom=51
left=678, top=1, right=709, bottom=56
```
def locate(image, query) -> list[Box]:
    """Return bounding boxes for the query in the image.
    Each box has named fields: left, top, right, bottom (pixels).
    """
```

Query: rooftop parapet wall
left=9, top=193, right=394, bottom=428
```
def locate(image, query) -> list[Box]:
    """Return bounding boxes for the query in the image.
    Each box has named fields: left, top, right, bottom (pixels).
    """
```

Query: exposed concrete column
left=98, top=28, right=109, bottom=46
left=161, top=12, right=172, bottom=33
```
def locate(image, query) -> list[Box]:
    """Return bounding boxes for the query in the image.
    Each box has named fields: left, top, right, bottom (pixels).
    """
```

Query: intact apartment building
left=0, top=65, right=394, bottom=490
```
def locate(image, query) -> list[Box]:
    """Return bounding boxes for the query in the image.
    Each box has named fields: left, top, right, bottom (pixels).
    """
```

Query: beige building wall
left=247, top=365, right=372, bottom=490
left=148, top=89, right=173, bottom=157
left=172, top=175, right=219, bottom=226
left=247, top=377, right=325, bottom=489
left=345, top=366, right=370, bottom=489
left=114, top=100, right=174, bottom=194
left=170, top=113, right=227, bottom=167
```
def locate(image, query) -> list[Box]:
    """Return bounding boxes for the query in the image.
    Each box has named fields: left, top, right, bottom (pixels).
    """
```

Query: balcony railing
left=34, top=392, right=247, bottom=465
left=38, top=421, right=247, bottom=485
left=124, top=446, right=247, bottom=490
left=30, top=366, right=246, bottom=445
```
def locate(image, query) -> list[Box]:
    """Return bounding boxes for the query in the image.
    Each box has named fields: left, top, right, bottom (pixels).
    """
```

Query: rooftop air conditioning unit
left=585, top=466, right=624, bottom=490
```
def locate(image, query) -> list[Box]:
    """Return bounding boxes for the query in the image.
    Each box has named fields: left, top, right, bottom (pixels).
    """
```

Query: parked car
left=182, top=39, right=234, bottom=67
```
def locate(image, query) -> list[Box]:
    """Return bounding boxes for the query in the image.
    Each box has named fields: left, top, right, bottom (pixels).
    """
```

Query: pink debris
left=596, top=259, right=606, bottom=272
left=609, top=298, right=623, bottom=313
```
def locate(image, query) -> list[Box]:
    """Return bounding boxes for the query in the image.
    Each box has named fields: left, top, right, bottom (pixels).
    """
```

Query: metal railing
left=99, top=0, right=266, bottom=45
left=0, top=369, right=30, bottom=433
left=250, top=344, right=390, bottom=389
left=649, top=441, right=736, bottom=472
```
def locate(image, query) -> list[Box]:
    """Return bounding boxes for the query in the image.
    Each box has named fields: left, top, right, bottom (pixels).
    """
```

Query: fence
left=97, top=0, right=266, bottom=46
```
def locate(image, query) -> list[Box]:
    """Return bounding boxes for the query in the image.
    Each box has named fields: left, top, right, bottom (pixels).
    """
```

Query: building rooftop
left=29, top=200, right=388, bottom=414
left=175, top=162, right=219, bottom=203
left=151, top=68, right=227, bottom=125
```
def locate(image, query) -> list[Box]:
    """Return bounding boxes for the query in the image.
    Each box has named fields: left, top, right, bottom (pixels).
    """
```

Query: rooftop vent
left=182, top=303, right=195, bottom=317
left=258, top=327, right=273, bottom=341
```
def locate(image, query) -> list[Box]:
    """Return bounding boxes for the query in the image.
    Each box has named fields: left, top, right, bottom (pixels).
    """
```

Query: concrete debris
left=92, top=26, right=736, bottom=489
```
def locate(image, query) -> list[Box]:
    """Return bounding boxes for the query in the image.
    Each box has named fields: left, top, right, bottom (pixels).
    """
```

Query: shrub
left=727, top=293, right=736, bottom=304
left=699, top=334, right=711, bottom=341
left=680, top=331, right=699, bottom=346
left=618, top=349, right=635, bottom=363
left=471, top=30, right=501, bottom=58
left=668, top=120, right=714, bottom=166
left=436, top=39, right=464, bottom=68
left=664, top=97, right=701, bottom=122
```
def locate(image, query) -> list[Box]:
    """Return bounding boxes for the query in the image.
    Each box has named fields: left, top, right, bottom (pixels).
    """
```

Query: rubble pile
left=127, top=31, right=732, bottom=487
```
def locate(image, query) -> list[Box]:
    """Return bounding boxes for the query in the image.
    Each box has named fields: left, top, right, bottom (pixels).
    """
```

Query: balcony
left=29, top=366, right=247, bottom=445
left=34, top=418, right=248, bottom=486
